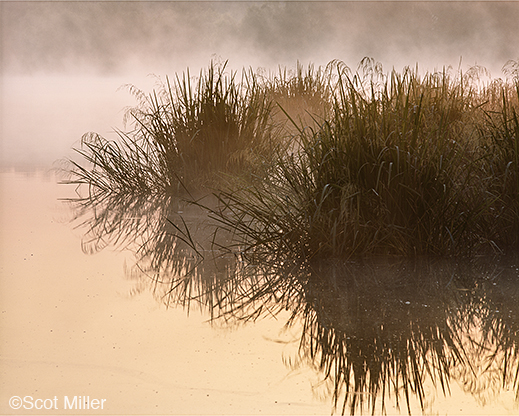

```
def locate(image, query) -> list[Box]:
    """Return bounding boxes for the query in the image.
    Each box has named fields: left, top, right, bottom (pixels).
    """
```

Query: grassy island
left=65, top=58, right=519, bottom=258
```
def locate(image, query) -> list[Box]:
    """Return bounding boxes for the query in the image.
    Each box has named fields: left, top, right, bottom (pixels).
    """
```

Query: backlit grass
left=64, top=58, right=519, bottom=258
left=207, top=59, right=519, bottom=258
left=65, top=60, right=282, bottom=197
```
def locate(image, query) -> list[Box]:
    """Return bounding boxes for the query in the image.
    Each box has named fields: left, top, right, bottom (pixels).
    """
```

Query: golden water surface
left=1, top=170, right=518, bottom=415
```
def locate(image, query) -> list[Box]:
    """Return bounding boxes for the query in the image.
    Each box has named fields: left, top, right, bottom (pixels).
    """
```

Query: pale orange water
left=0, top=171, right=331, bottom=415
left=1, top=171, right=518, bottom=415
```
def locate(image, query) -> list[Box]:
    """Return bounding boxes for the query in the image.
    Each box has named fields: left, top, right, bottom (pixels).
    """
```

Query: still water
left=1, top=170, right=519, bottom=415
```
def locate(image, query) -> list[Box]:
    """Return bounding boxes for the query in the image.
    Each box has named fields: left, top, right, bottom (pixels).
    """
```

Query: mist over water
left=1, top=1, right=518, bottom=168
left=2, top=4, right=519, bottom=414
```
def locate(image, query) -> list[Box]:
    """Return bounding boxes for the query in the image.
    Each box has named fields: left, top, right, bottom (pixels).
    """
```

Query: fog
left=1, top=1, right=518, bottom=168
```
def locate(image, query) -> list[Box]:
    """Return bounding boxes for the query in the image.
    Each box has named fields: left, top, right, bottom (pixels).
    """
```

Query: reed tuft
left=207, top=59, right=519, bottom=258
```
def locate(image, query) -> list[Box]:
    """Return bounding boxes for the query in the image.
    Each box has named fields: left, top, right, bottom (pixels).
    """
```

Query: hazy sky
left=2, top=1, right=518, bottom=77
left=1, top=1, right=518, bottom=168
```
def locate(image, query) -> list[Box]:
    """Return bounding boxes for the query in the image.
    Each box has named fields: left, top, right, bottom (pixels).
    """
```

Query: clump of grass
left=64, top=58, right=519, bottom=258
left=207, top=59, right=519, bottom=258
left=477, top=76, right=519, bottom=249
left=264, top=61, right=333, bottom=136
left=65, top=60, right=282, bottom=197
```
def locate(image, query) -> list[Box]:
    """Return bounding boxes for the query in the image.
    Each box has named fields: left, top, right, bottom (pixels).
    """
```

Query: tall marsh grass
left=65, top=58, right=519, bottom=258
left=264, top=61, right=333, bottom=135
left=65, top=61, right=281, bottom=197
left=208, top=59, right=519, bottom=258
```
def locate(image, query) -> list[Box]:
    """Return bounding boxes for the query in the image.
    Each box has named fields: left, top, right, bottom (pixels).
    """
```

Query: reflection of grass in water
left=65, top=158, right=519, bottom=415
left=450, top=258, right=519, bottom=405
left=127, top=244, right=519, bottom=415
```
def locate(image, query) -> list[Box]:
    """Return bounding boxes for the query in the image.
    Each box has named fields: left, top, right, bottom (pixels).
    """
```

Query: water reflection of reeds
left=66, top=189, right=519, bottom=414
left=141, top=249, right=519, bottom=414
left=294, top=258, right=519, bottom=414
